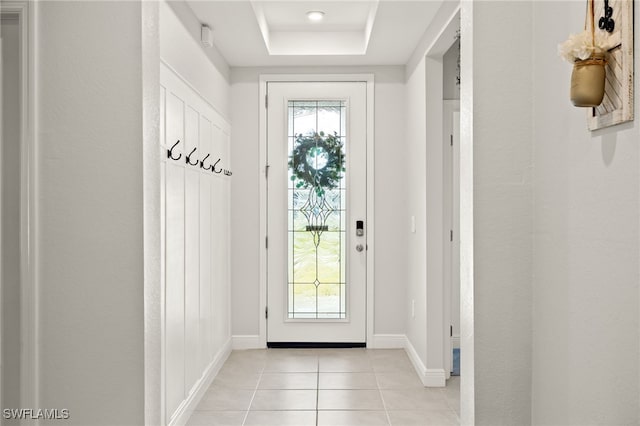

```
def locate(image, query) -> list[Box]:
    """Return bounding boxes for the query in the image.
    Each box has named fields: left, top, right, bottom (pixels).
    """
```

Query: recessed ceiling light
left=306, top=11, right=325, bottom=22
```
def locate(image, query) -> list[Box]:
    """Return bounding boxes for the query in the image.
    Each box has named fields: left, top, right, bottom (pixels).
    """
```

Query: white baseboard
left=404, top=337, right=446, bottom=388
left=232, top=334, right=263, bottom=350
left=424, top=368, right=447, bottom=387
left=370, top=334, right=407, bottom=349
left=170, top=337, right=232, bottom=426
left=404, top=337, right=427, bottom=384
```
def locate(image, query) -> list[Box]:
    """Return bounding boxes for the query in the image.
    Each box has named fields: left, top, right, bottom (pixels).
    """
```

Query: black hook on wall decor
left=599, top=0, right=615, bottom=33
left=167, top=140, right=182, bottom=161
left=164, top=141, right=232, bottom=176
left=200, top=153, right=212, bottom=171
left=212, top=158, right=223, bottom=174
left=186, top=147, right=199, bottom=166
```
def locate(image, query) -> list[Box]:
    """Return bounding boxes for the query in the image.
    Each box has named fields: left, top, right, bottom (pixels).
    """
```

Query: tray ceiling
left=186, top=0, right=444, bottom=66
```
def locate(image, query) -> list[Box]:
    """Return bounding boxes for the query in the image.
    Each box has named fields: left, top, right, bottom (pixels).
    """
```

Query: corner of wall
left=406, top=0, right=460, bottom=79
left=160, top=1, right=231, bottom=120
left=142, top=2, right=162, bottom=426
left=163, top=0, right=230, bottom=82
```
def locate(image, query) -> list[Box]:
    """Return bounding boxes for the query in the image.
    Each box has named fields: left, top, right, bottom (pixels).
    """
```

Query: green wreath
left=289, top=131, right=345, bottom=197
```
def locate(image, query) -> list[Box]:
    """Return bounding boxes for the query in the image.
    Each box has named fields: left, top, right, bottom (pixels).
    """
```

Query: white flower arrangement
left=557, top=29, right=614, bottom=63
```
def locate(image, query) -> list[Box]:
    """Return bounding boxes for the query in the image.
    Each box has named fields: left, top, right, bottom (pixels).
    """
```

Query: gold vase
left=570, top=53, right=607, bottom=107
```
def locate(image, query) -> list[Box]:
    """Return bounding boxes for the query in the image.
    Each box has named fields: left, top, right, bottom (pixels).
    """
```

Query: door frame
left=0, top=1, right=38, bottom=415
left=258, top=74, right=374, bottom=347
left=443, top=100, right=460, bottom=377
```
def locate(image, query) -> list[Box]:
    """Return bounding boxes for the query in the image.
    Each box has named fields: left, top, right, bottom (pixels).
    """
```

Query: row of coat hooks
left=167, top=140, right=232, bottom=176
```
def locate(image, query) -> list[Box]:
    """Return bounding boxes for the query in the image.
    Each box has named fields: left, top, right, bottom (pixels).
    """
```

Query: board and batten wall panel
left=199, top=118, right=214, bottom=373
left=184, top=106, right=201, bottom=396
left=164, top=90, right=187, bottom=418
left=160, top=63, right=232, bottom=424
left=213, top=127, right=231, bottom=354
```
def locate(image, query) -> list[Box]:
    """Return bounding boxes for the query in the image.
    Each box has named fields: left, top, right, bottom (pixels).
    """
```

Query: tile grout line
left=441, top=380, right=462, bottom=422
left=315, top=356, right=320, bottom=426
left=222, top=348, right=457, bottom=426
left=370, top=350, right=393, bottom=426
left=240, top=357, right=265, bottom=426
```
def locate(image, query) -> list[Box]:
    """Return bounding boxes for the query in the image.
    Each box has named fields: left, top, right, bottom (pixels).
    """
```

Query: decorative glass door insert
left=287, top=100, right=347, bottom=319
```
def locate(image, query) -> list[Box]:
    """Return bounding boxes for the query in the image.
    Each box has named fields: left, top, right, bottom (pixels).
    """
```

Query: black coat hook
left=599, top=0, right=615, bottom=33
left=186, top=147, right=199, bottom=166
left=200, top=153, right=212, bottom=171
left=212, top=158, right=223, bottom=174
left=167, top=140, right=181, bottom=161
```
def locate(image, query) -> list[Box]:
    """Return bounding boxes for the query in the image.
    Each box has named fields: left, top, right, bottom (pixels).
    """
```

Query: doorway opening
left=444, top=96, right=460, bottom=379
left=443, top=35, right=461, bottom=380
left=259, top=76, right=375, bottom=348
left=422, top=4, right=470, bottom=417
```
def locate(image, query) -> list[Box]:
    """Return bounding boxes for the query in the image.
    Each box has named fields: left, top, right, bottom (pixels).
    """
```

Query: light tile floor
left=187, top=349, right=460, bottom=426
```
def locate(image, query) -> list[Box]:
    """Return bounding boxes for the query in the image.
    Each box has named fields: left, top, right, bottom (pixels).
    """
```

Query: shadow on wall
left=596, top=120, right=634, bottom=166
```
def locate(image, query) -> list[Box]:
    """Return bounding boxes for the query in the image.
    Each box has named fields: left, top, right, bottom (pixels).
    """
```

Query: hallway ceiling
left=186, top=1, right=444, bottom=67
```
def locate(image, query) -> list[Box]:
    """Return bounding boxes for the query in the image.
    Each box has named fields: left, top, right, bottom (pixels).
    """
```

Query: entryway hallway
left=187, top=349, right=460, bottom=426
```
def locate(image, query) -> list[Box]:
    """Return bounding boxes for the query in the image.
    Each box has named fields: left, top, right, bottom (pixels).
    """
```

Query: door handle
left=356, top=244, right=364, bottom=252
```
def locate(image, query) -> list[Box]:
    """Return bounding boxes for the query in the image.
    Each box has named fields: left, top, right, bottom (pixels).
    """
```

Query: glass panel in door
left=287, top=101, right=347, bottom=319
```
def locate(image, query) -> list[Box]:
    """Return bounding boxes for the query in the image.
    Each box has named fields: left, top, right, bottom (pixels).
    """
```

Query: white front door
left=266, top=81, right=368, bottom=344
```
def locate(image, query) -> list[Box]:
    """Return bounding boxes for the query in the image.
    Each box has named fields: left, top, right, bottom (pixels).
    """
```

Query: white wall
left=465, top=2, right=534, bottom=423
left=454, top=1, right=639, bottom=423
left=1, top=14, right=21, bottom=417
left=160, top=1, right=230, bottom=120
left=531, top=1, right=640, bottom=424
left=34, top=3, right=230, bottom=424
left=164, top=1, right=230, bottom=85
left=229, top=66, right=407, bottom=340
left=403, top=0, right=460, bottom=386
left=405, top=58, right=428, bottom=365
left=36, top=2, right=146, bottom=424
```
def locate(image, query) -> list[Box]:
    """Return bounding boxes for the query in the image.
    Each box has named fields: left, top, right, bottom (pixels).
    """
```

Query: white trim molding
left=405, top=337, right=446, bottom=388
left=459, top=1, right=476, bottom=423
left=424, top=368, right=447, bottom=387
left=0, top=1, right=39, bottom=414
left=232, top=335, right=263, bottom=350
left=142, top=2, right=161, bottom=426
left=169, top=338, right=232, bottom=426
left=258, top=74, right=375, bottom=347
